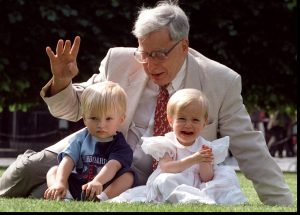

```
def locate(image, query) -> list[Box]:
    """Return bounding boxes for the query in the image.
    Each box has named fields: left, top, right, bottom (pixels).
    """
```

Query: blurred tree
left=0, top=0, right=297, bottom=117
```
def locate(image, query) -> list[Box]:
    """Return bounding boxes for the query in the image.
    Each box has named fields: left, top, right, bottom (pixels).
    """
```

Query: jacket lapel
left=184, top=51, right=202, bottom=91
left=121, top=67, right=149, bottom=139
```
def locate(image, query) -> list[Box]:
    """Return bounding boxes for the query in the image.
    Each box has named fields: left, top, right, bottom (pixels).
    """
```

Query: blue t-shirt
left=58, top=129, right=133, bottom=183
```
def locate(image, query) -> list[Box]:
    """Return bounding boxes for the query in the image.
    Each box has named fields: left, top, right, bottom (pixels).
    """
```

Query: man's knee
left=0, top=149, right=58, bottom=198
left=7, top=150, right=40, bottom=179
left=15, top=150, right=55, bottom=176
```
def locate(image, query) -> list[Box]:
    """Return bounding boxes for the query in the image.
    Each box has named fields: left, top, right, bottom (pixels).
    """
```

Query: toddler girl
left=108, top=89, right=248, bottom=205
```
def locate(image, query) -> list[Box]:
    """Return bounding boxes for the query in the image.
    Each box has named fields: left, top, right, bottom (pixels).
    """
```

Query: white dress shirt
left=127, top=59, right=187, bottom=151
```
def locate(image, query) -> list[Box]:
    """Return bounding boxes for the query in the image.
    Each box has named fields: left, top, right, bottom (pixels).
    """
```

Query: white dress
left=107, top=132, right=249, bottom=205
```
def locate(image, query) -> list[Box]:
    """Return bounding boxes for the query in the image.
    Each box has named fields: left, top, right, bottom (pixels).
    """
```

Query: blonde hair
left=167, top=89, right=209, bottom=121
left=81, top=81, right=127, bottom=117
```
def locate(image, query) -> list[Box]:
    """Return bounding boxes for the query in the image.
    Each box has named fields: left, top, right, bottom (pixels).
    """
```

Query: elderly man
left=0, top=0, right=293, bottom=206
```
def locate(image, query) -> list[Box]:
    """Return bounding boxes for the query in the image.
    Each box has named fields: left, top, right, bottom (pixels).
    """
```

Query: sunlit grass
left=0, top=168, right=297, bottom=212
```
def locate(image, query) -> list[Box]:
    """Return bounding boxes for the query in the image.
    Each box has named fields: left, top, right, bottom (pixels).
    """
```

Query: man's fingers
left=56, top=39, right=64, bottom=57
left=70, top=36, right=81, bottom=58
left=68, top=62, right=79, bottom=74
left=63, top=40, right=71, bottom=55
left=46, top=47, right=55, bottom=61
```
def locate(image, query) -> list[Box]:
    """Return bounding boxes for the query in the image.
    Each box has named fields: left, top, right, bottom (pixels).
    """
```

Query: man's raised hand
left=46, top=36, right=80, bottom=95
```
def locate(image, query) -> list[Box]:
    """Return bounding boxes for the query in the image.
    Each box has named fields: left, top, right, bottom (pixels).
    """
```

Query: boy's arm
left=56, top=155, right=75, bottom=184
left=82, top=159, right=122, bottom=199
left=44, top=155, right=75, bottom=200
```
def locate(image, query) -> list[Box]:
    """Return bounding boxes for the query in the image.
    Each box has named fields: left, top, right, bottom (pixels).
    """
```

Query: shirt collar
left=167, top=58, right=187, bottom=93
left=165, top=131, right=204, bottom=152
left=91, top=134, right=115, bottom=143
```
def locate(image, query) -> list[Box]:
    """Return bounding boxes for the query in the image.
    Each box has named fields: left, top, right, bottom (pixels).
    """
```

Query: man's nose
left=146, top=56, right=158, bottom=71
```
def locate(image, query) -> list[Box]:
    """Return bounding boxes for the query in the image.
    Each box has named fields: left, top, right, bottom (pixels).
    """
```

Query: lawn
left=0, top=167, right=297, bottom=212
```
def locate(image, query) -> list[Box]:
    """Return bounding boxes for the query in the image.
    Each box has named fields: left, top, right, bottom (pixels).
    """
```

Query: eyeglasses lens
left=134, top=52, right=168, bottom=63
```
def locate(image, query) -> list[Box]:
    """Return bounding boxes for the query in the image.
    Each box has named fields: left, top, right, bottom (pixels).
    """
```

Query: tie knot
left=161, top=84, right=169, bottom=91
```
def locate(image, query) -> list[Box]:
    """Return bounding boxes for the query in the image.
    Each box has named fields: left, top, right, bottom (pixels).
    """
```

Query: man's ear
left=119, top=114, right=126, bottom=127
left=181, top=38, right=189, bottom=56
left=167, top=115, right=173, bottom=128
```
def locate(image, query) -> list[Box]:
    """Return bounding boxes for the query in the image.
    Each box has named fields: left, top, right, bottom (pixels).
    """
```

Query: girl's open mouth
left=181, top=131, right=193, bottom=136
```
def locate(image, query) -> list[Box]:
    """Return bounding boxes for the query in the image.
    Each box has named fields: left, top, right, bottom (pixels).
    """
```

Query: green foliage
left=182, top=0, right=297, bottom=116
left=0, top=0, right=297, bottom=117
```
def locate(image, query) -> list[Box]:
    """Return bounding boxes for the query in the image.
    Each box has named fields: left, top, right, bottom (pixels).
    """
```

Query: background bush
left=0, top=0, right=297, bottom=116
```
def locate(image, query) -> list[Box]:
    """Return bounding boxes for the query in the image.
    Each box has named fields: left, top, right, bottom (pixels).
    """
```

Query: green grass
left=0, top=167, right=297, bottom=212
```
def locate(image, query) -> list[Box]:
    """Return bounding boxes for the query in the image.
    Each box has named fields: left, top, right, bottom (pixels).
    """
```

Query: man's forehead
left=138, top=38, right=172, bottom=52
left=137, top=28, right=172, bottom=52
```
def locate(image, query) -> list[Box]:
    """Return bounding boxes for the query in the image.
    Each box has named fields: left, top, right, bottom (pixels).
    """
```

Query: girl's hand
left=44, top=182, right=67, bottom=201
left=201, top=144, right=213, bottom=152
left=192, top=145, right=214, bottom=164
left=82, top=181, right=103, bottom=200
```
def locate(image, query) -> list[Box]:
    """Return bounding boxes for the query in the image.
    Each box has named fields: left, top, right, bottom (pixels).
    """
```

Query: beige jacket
left=41, top=47, right=293, bottom=206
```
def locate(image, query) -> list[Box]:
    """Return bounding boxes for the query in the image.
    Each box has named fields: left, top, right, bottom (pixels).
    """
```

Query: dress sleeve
left=204, top=136, right=229, bottom=164
left=141, top=136, right=176, bottom=161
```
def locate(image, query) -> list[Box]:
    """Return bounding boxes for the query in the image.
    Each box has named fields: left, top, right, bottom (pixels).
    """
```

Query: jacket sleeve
left=40, top=50, right=112, bottom=122
left=218, top=74, right=293, bottom=206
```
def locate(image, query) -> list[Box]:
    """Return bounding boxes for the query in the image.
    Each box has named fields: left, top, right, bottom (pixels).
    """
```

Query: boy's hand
left=82, top=181, right=103, bottom=201
left=46, top=36, right=80, bottom=83
left=192, top=145, right=214, bottom=164
left=44, top=181, right=67, bottom=201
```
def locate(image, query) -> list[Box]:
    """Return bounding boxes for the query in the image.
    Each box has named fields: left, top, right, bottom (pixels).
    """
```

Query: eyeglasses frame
left=134, top=39, right=183, bottom=63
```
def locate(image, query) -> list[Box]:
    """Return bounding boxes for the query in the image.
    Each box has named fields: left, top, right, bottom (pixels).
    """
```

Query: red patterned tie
left=152, top=84, right=172, bottom=171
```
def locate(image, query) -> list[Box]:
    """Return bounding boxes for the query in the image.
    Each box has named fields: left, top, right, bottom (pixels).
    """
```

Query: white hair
left=132, top=0, right=190, bottom=41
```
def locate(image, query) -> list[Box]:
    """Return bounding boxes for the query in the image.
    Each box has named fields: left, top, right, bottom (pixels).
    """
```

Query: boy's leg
left=44, top=166, right=58, bottom=200
left=46, top=166, right=59, bottom=188
left=45, top=166, right=73, bottom=201
left=102, top=171, right=135, bottom=199
left=0, top=149, right=58, bottom=198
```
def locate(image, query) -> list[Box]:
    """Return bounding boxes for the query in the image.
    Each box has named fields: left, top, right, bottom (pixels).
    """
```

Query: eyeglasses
left=134, top=40, right=182, bottom=63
